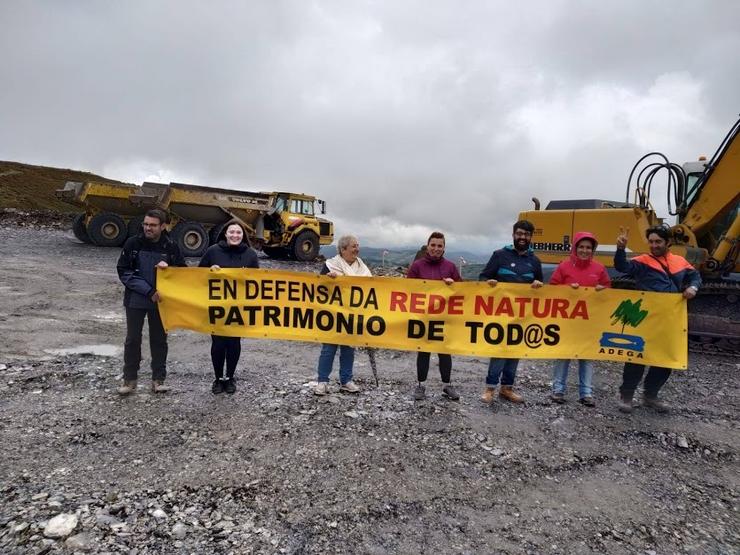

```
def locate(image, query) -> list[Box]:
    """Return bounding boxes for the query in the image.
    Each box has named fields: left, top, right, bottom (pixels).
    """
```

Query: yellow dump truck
left=56, top=181, right=334, bottom=260
left=55, top=180, right=140, bottom=246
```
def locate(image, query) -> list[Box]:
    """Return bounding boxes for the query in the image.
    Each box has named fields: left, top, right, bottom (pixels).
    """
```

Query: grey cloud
left=1, top=1, right=738, bottom=252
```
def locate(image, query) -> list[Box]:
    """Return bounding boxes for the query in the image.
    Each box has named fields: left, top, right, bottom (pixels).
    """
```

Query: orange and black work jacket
left=614, top=248, right=701, bottom=293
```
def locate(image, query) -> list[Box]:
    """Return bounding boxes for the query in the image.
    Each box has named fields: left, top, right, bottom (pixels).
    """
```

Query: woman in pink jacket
left=549, top=231, right=611, bottom=406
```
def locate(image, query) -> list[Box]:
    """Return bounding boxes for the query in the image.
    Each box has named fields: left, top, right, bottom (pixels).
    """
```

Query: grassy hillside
left=0, top=161, right=132, bottom=212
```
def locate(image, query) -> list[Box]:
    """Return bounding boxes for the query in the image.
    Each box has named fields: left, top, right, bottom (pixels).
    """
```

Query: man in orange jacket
left=614, top=226, right=700, bottom=413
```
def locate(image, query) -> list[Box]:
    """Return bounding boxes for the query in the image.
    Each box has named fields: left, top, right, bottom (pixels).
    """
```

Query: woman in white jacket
left=313, top=235, right=372, bottom=395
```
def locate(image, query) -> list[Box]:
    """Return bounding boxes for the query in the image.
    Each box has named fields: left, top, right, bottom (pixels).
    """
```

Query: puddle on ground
left=0, top=286, right=24, bottom=296
left=94, top=312, right=124, bottom=322
left=45, top=344, right=122, bottom=357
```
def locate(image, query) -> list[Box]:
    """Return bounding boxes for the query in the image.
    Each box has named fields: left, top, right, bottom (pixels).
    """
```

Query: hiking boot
left=117, top=380, right=137, bottom=396
left=480, top=387, right=496, bottom=404
left=579, top=396, right=596, bottom=407
left=413, top=384, right=426, bottom=400
left=442, top=385, right=460, bottom=401
left=225, top=378, right=237, bottom=395
left=339, top=381, right=360, bottom=394
left=499, top=385, right=524, bottom=404
left=643, top=396, right=669, bottom=413
left=314, top=382, right=329, bottom=396
left=617, top=393, right=634, bottom=413
left=550, top=392, right=566, bottom=404
left=211, top=379, right=224, bottom=395
left=151, top=380, right=170, bottom=393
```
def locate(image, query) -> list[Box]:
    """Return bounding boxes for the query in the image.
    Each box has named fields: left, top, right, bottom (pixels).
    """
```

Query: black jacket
left=117, top=232, right=187, bottom=309
left=199, top=241, right=259, bottom=269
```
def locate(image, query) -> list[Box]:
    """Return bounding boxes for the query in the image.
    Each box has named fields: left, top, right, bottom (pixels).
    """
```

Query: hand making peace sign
left=616, top=226, right=629, bottom=248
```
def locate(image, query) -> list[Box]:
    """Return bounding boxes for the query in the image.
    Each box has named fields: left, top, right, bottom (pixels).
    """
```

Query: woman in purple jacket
left=406, top=231, right=462, bottom=401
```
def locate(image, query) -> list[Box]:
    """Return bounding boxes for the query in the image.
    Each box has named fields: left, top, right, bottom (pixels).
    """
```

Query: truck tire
left=88, top=212, right=128, bottom=247
left=172, top=221, right=209, bottom=257
left=292, top=230, right=320, bottom=261
left=72, top=213, right=92, bottom=244
left=127, top=216, right=144, bottom=238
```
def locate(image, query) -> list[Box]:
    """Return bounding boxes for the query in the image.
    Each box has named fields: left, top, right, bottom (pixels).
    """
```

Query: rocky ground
left=0, top=222, right=738, bottom=554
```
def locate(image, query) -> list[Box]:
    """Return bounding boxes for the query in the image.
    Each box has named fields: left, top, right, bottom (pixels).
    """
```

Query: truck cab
left=264, top=193, right=334, bottom=260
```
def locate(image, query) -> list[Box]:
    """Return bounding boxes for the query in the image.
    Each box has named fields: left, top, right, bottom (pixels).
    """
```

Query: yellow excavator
left=519, top=117, right=740, bottom=354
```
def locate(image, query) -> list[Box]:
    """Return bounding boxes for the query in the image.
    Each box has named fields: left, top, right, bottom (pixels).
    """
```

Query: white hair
left=337, top=234, right=359, bottom=253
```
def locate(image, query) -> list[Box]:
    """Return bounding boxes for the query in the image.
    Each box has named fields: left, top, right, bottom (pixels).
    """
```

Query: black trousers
left=211, top=335, right=241, bottom=379
left=417, top=352, right=452, bottom=383
left=123, top=307, right=168, bottom=381
left=620, top=362, right=672, bottom=398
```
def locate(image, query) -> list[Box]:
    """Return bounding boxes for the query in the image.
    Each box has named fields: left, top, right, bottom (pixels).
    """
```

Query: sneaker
left=617, top=394, right=634, bottom=413
left=413, top=384, right=426, bottom=400
left=442, top=385, right=460, bottom=401
left=499, top=385, right=524, bottom=404
left=550, top=392, right=566, bottom=404
left=579, top=396, right=596, bottom=407
left=151, top=380, right=170, bottom=393
left=224, top=378, right=236, bottom=395
left=339, top=381, right=360, bottom=394
left=314, top=382, right=329, bottom=396
left=117, top=380, right=137, bottom=396
left=643, top=396, right=669, bottom=413
left=480, top=387, right=496, bottom=404
left=211, top=379, right=224, bottom=394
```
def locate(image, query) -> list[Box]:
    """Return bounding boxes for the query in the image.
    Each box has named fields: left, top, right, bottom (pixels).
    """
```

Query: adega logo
left=598, top=299, right=647, bottom=359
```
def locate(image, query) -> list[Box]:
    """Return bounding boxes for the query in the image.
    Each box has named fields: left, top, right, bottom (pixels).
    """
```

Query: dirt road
left=0, top=226, right=738, bottom=554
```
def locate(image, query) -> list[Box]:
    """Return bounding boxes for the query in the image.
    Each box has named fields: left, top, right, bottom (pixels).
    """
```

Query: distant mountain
left=321, top=246, right=420, bottom=267
left=320, top=245, right=490, bottom=266
left=320, top=245, right=490, bottom=279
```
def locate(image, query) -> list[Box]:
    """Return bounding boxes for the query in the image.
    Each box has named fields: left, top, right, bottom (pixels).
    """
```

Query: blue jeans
left=552, top=359, right=594, bottom=398
left=486, top=358, right=519, bottom=387
left=317, top=343, right=355, bottom=385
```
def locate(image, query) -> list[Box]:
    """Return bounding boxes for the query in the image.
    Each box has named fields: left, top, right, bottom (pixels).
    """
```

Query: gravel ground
left=0, top=225, right=738, bottom=554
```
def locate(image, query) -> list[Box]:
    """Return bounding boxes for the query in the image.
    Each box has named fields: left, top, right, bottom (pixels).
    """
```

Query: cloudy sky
left=2, top=1, right=738, bottom=253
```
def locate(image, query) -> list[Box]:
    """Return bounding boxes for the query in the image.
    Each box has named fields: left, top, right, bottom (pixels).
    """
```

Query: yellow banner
left=157, top=268, right=688, bottom=369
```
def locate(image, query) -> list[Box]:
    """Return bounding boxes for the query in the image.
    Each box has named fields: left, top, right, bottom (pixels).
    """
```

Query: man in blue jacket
left=614, top=226, right=701, bottom=413
left=479, top=220, right=544, bottom=404
left=116, top=209, right=186, bottom=395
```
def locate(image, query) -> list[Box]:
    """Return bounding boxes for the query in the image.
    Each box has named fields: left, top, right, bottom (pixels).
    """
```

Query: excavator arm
left=681, top=118, right=740, bottom=233
left=676, top=118, right=740, bottom=275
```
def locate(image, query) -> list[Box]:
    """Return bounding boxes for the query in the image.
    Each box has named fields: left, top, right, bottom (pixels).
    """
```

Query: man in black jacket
left=116, top=209, right=186, bottom=395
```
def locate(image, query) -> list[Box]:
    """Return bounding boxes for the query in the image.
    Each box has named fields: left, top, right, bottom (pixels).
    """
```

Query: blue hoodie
left=479, top=245, right=543, bottom=284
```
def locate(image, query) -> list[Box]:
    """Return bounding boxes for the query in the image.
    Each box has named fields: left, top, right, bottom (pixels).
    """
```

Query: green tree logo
left=610, top=299, right=648, bottom=334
